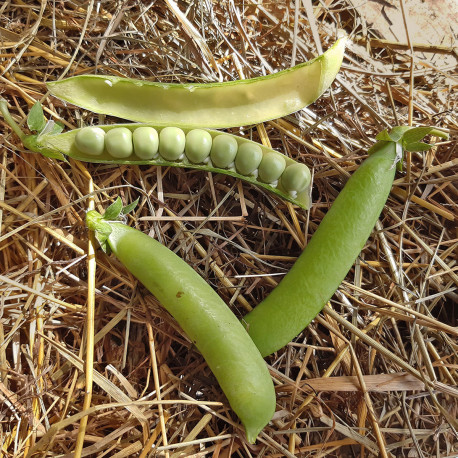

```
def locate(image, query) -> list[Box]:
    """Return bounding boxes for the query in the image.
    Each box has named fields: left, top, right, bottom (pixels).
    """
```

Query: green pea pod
left=86, top=200, right=276, bottom=443
left=46, top=37, right=347, bottom=129
left=0, top=99, right=312, bottom=209
left=243, top=127, right=449, bottom=357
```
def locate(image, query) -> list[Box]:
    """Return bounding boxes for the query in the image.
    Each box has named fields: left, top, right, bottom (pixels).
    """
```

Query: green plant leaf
left=388, top=126, right=412, bottom=142
left=401, top=127, right=436, bottom=145
left=103, top=197, right=123, bottom=221
left=367, top=140, right=391, bottom=156
left=86, top=210, right=103, bottom=231
left=37, top=148, right=67, bottom=160
left=27, top=102, right=46, bottom=132
left=401, top=127, right=449, bottom=151
left=49, top=121, right=64, bottom=135
left=86, top=209, right=113, bottom=253
left=404, top=142, right=433, bottom=152
left=122, top=198, right=139, bottom=216
left=375, top=130, right=392, bottom=142
left=38, top=120, right=64, bottom=138
left=22, top=135, right=66, bottom=161
left=93, top=220, right=113, bottom=253
left=401, top=126, right=449, bottom=145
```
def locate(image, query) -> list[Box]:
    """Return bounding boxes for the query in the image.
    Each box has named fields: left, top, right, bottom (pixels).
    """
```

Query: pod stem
left=86, top=197, right=139, bottom=253
left=368, top=125, right=449, bottom=171
left=0, top=97, right=27, bottom=141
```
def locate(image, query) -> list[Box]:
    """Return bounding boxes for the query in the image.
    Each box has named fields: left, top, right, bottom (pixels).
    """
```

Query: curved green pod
left=46, top=37, right=347, bottom=129
left=0, top=99, right=312, bottom=209
left=86, top=202, right=276, bottom=443
left=243, top=127, right=449, bottom=357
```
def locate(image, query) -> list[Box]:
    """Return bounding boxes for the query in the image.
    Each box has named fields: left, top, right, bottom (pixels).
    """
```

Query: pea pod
left=46, top=37, right=347, bottom=129
left=86, top=199, right=276, bottom=443
left=243, top=127, right=449, bottom=357
left=0, top=100, right=312, bottom=209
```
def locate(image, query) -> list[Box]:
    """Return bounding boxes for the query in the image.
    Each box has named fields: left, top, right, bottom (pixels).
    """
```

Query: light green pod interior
left=47, top=37, right=347, bottom=129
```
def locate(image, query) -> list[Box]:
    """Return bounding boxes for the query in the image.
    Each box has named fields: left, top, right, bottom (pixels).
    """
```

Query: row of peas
left=75, top=126, right=311, bottom=197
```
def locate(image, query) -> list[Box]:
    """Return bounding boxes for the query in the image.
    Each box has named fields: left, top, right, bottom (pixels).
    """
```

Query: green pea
left=185, top=129, right=212, bottom=164
left=258, top=152, right=286, bottom=184
left=159, top=127, right=186, bottom=161
left=281, top=163, right=311, bottom=194
left=235, top=142, right=263, bottom=176
left=133, top=127, right=159, bottom=159
left=75, top=126, right=105, bottom=156
left=105, top=127, right=133, bottom=158
left=210, top=134, right=238, bottom=168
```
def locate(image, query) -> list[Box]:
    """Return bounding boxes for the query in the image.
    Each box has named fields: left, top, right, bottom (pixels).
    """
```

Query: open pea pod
left=0, top=99, right=312, bottom=209
left=46, top=37, right=347, bottom=129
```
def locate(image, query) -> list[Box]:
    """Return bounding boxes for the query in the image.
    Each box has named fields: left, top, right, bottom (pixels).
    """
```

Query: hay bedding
left=0, top=1, right=456, bottom=457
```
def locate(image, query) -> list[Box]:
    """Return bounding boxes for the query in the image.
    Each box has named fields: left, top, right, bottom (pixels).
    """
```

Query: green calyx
left=0, top=98, right=66, bottom=160
left=86, top=197, right=139, bottom=253
left=368, top=125, right=449, bottom=170
left=374, top=125, right=448, bottom=150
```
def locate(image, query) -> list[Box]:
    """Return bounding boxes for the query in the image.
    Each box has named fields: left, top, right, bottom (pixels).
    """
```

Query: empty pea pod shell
left=46, top=37, right=347, bottom=129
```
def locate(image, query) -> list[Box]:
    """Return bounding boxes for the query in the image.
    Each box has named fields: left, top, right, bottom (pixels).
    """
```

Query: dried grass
left=0, top=1, right=457, bottom=457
